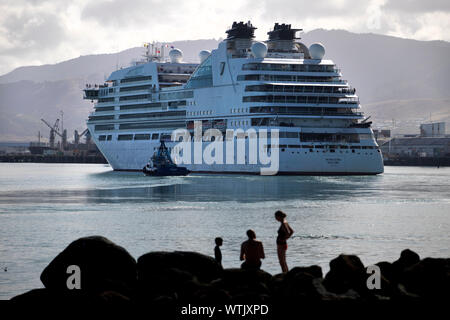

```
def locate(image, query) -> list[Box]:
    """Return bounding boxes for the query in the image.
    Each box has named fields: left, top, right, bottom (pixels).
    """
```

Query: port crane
left=74, top=128, right=91, bottom=145
left=41, top=118, right=61, bottom=148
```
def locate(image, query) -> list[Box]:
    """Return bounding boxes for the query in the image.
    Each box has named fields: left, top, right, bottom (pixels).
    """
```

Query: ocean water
left=0, top=163, right=449, bottom=299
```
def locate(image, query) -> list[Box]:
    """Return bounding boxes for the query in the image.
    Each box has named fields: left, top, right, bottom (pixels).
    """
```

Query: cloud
left=257, top=0, right=368, bottom=20
left=383, top=0, right=450, bottom=13
left=0, top=0, right=71, bottom=74
left=0, top=0, right=449, bottom=76
left=80, top=0, right=180, bottom=27
left=1, top=11, right=66, bottom=55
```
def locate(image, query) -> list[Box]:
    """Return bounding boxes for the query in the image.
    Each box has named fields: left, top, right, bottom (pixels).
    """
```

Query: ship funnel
left=225, top=21, right=256, bottom=57
left=226, top=21, right=256, bottom=40
left=267, top=23, right=302, bottom=52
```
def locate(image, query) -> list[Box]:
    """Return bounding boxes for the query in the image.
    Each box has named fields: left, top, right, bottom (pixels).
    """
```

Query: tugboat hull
left=143, top=166, right=190, bottom=176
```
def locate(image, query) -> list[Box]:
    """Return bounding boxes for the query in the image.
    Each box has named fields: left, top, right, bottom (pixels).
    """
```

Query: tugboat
left=143, top=141, right=190, bottom=176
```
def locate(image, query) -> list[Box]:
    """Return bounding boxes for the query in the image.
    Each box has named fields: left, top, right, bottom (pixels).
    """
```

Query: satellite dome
left=169, top=48, right=183, bottom=63
left=251, top=41, right=268, bottom=58
left=199, top=50, right=211, bottom=63
left=309, top=43, right=325, bottom=60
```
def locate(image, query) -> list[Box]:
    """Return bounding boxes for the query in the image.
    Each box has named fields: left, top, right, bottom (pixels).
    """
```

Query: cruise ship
left=84, top=22, right=384, bottom=175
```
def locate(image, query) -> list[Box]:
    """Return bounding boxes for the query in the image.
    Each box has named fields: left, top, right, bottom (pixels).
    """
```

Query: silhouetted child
left=214, top=237, right=223, bottom=267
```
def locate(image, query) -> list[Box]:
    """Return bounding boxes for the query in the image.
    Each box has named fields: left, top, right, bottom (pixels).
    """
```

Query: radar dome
left=169, top=48, right=183, bottom=63
left=309, top=43, right=325, bottom=60
left=251, top=42, right=268, bottom=58
left=198, top=50, right=211, bottom=63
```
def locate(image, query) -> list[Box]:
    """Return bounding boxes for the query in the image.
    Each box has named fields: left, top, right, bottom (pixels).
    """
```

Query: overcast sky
left=0, top=0, right=449, bottom=75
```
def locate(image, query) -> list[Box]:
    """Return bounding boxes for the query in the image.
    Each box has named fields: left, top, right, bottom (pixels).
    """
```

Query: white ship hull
left=91, top=131, right=384, bottom=175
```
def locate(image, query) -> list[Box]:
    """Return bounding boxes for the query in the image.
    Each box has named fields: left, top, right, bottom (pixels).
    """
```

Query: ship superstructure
left=85, top=22, right=384, bottom=175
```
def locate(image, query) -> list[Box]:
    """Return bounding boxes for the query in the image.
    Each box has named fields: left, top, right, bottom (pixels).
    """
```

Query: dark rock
left=40, top=236, right=137, bottom=296
left=137, top=251, right=222, bottom=285
left=272, top=267, right=322, bottom=303
left=191, top=285, right=232, bottom=304
left=149, top=295, right=177, bottom=318
left=10, top=238, right=450, bottom=307
left=277, top=266, right=347, bottom=302
left=10, top=287, right=95, bottom=307
left=212, top=268, right=272, bottom=297
left=286, top=265, right=323, bottom=280
left=376, top=261, right=395, bottom=282
left=311, top=279, right=340, bottom=300
left=396, top=283, right=421, bottom=300
left=221, top=268, right=272, bottom=285
left=374, top=250, right=421, bottom=291
left=375, top=259, right=417, bottom=298
left=229, top=292, right=271, bottom=304
left=400, top=258, right=450, bottom=299
left=136, top=267, right=195, bottom=301
left=393, top=249, right=420, bottom=272
left=10, top=288, right=54, bottom=304
left=268, top=273, right=285, bottom=295
left=97, top=290, right=132, bottom=305
left=313, top=278, right=362, bottom=301
left=323, top=254, right=366, bottom=294
left=281, top=271, right=321, bottom=300
left=177, top=278, right=212, bottom=300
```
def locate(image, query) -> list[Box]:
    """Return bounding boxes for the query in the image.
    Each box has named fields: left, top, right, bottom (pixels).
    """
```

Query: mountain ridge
left=0, top=30, right=448, bottom=142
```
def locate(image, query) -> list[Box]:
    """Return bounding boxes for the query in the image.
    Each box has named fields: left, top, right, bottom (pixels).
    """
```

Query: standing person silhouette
left=214, top=237, right=223, bottom=267
left=240, top=230, right=265, bottom=270
left=275, top=210, right=294, bottom=273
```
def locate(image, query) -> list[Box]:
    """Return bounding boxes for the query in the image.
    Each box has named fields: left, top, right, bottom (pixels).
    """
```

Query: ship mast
left=143, top=42, right=162, bottom=62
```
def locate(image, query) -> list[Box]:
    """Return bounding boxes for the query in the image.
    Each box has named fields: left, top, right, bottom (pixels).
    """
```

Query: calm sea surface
left=0, top=163, right=449, bottom=299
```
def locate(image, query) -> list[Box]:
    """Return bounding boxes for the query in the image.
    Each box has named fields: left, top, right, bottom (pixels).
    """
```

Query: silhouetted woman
left=275, top=210, right=294, bottom=273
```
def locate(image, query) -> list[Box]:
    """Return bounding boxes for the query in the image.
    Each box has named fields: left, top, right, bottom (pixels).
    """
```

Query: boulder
left=136, top=266, right=196, bottom=301
left=268, top=273, right=285, bottom=296
left=192, top=287, right=231, bottom=304
left=400, top=258, right=450, bottom=299
left=282, top=271, right=321, bottom=300
left=137, top=251, right=222, bottom=285
left=220, top=268, right=272, bottom=286
left=10, top=288, right=55, bottom=305
left=376, top=261, right=395, bottom=282
left=229, top=292, right=271, bottom=305
left=148, top=295, right=177, bottom=318
left=392, top=249, right=420, bottom=273
left=97, top=290, right=132, bottom=305
left=286, top=265, right=323, bottom=280
left=10, top=288, right=94, bottom=306
left=374, top=250, right=421, bottom=290
left=273, top=266, right=324, bottom=302
left=40, top=236, right=136, bottom=296
left=210, top=268, right=272, bottom=298
left=323, top=254, right=366, bottom=294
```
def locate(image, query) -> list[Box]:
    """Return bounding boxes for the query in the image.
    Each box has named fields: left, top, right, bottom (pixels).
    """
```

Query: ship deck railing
left=249, top=110, right=363, bottom=117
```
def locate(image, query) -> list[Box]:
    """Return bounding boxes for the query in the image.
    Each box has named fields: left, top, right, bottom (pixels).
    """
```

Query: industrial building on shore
left=0, top=113, right=106, bottom=163
left=380, top=122, right=450, bottom=166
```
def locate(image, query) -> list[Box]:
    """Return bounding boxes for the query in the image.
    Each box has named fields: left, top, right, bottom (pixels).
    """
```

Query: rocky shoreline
left=10, top=236, right=449, bottom=315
